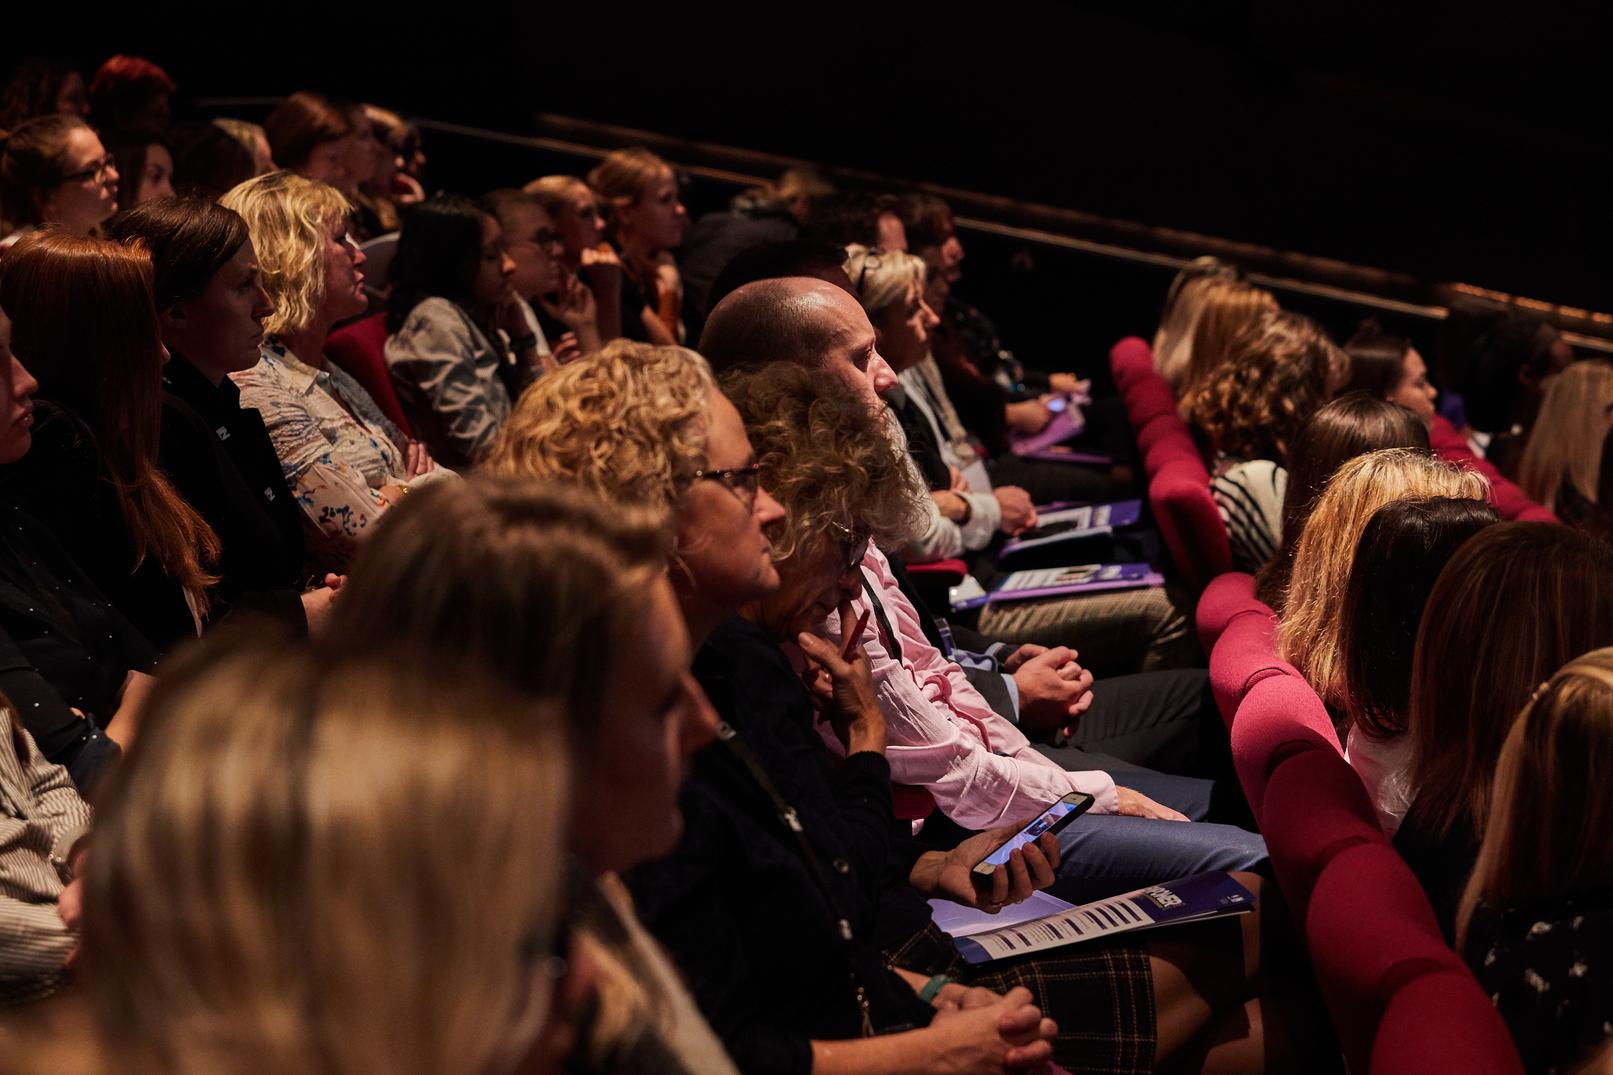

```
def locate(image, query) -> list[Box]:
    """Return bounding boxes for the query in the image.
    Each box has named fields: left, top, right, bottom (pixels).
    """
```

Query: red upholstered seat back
left=1429, top=416, right=1558, bottom=522
left=1110, top=337, right=1231, bottom=591
left=326, top=312, right=416, bottom=438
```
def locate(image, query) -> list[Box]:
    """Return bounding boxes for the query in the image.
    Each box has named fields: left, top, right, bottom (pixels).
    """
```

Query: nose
left=351, top=241, right=367, bottom=267
left=869, top=349, right=898, bottom=395
left=158, top=343, right=171, bottom=365
left=754, top=487, right=786, bottom=526
left=11, top=356, right=37, bottom=400
left=252, top=284, right=274, bottom=320
left=502, top=252, right=516, bottom=276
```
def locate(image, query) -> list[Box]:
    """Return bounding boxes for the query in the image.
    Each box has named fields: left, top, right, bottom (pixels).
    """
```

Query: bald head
left=698, top=277, right=896, bottom=409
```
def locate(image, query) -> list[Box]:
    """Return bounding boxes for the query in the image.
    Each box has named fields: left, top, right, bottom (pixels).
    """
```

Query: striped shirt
left=1211, top=458, right=1288, bottom=573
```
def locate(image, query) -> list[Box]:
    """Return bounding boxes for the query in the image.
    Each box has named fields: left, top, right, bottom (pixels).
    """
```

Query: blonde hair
left=586, top=147, right=671, bottom=215
left=522, top=174, right=590, bottom=217
left=843, top=243, right=926, bottom=319
left=1276, top=449, right=1488, bottom=708
left=1154, top=257, right=1239, bottom=394
left=1457, top=647, right=1613, bottom=948
left=1519, top=361, right=1613, bottom=512
left=220, top=170, right=352, bottom=337
left=76, top=638, right=568, bottom=1075
left=487, top=340, right=713, bottom=513
left=1178, top=279, right=1279, bottom=410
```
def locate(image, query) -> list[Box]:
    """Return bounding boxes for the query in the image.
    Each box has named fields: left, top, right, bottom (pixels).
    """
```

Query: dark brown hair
left=105, top=195, right=250, bottom=312
left=263, top=91, right=353, bottom=172
left=0, top=112, right=91, bottom=228
left=1407, top=523, right=1613, bottom=841
left=1255, top=392, right=1429, bottom=608
left=1338, top=497, right=1501, bottom=739
left=0, top=231, right=220, bottom=594
left=1341, top=318, right=1414, bottom=401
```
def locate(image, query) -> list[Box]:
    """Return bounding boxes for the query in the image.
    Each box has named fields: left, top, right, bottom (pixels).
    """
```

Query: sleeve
left=252, top=402, right=390, bottom=573
left=384, top=303, right=507, bottom=468
left=0, top=629, right=120, bottom=794
left=624, top=789, right=816, bottom=1075
left=957, top=490, right=1001, bottom=551
left=0, top=900, right=74, bottom=986
left=13, top=719, right=90, bottom=861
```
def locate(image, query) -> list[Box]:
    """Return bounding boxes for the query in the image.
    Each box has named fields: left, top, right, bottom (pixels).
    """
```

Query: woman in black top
left=106, top=196, right=339, bottom=634
left=0, top=302, right=155, bottom=793
left=0, top=230, right=221, bottom=654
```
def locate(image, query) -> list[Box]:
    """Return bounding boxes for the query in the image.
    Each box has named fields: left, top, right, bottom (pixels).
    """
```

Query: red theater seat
left=1110, top=337, right=1231, bottom=590
left=325, top=313, right=416, bottom=438
left=1429, top=416, right=1558, bottom=522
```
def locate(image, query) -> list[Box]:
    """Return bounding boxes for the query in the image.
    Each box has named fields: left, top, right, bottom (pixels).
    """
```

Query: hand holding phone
left=972, top=792, right=1094, bottom=879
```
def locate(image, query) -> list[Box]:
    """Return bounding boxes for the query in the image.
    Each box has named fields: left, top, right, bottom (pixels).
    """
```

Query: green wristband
left=918, top=974, right=954, bottom=1005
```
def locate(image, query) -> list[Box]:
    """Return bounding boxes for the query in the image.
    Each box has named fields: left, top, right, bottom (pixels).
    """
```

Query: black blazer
left=159, top=356, right=308, bottom=628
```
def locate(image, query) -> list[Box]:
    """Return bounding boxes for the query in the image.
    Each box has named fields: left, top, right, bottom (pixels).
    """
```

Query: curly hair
left=486, top=339, right=713, bottom=512
left=220, top=170, right=352, bottom=337
left=1189, top=310, right=1345, bottom=465
left=721, top=362, right=925, bottom=566
left=1276, top=449, right=1488, bottom=711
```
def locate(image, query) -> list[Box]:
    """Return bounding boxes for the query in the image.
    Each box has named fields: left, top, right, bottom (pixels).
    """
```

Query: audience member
left=587, top=148, right=688, bottom=344
left=1340, top=320, right=1438, bottom=427
left=1175, top=278, right=1278, bottom=411
left=1254, top=393, right=1429, bottom=610
left=525, top=174, right=624, bottom=342
left=331, top=476, right=738, bottom=1073
left=1461, top=313, right=1575, bottom=477
left=485, top=187, right=594, bottom=359
left=1399, top=523, right=1613, bottom=939
left=0, top=294, right=152, bottom=790
left=1518, top=359, right=1613, bottom=524
left=103, top=135, right=172, bottom=208
left=335, top=102, right=387, bottom=239
left=263, top=92, right=359, bottom=199
left=86, top=55, right=173, bottom=139
left=799, top=189, right=908, bottom=250
left=679, top=166, right=831, bottom=329
left=211, top=117, right=273, bottom=175
left=1336, top=497, right=1500, bottom=833
left=384, top=193, right=543, bottom=466
left=0, top=59, right=89, bottom=129
left=18, top=639, right=570, bottom=1074
left=363, top=104, right=425, bottom=210
left=106, top=196, right=340, bottom=634
left=0, top=231, right=221, bottom=653
left=1189, top=309, right=1346, bottom=572
left=491, top=339, right=1300, bottom=1074
left=0, top=115, right=118, bottom=247
left=165, top=122, right=259, bottom=199
left=222, top=171, right=448, bottom=570
left=1152, top=256, right=1240, bottom=395
left=1457, top=647, right=1613, bottom=1075
left=1275, top=449, right=1487, bottom=713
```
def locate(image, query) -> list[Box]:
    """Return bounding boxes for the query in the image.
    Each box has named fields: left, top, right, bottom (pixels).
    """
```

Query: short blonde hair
left=1277, top=449, right=1488, bottom=709
left=586, top=147, right=671, bottom=213
left=522, top=174, right=590, bottom=217
left=487, top=339, right=713, bottom=513
left=843, top=243, right=926, bottom=319
left=220, top=169, right=351, bottom=337
left=1519, top=360, right=1613, bottom=512
left=79, top=638, right=568, bottom=1075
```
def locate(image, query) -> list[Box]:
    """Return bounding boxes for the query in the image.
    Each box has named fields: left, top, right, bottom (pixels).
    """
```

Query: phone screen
left=1046, top=396, right=1068, bottom=413
left=975, top=792, right=1094, bottom=872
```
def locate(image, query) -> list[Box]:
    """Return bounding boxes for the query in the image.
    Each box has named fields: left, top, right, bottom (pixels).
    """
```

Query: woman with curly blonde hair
left=1189, top=310, right=1346, bottom=571
left=1275, top=449, right=1488, bottom=713
left=6, top=638, right=570, bottom=1075
left=222, top=170, right=447, bottom=570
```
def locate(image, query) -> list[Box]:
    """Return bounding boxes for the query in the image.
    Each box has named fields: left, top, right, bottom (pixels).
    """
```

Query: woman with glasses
left=0, top=115, right=119, bottom=250
left=486, top=188, right=597, bottom=362
left=221, top=171, right=449, bottom=572
left=385, top=193, right=552, bottom=468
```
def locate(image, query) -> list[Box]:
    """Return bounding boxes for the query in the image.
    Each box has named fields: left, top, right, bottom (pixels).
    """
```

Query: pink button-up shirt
left=819, top=545, right=1119, bottom=830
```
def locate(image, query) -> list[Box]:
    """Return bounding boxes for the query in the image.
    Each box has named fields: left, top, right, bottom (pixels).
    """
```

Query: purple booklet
left=1009, top=404, right=1087, bottom=457
left=1013, top=445, right=1114, bottom=465
left=953, top=871, right=1257, bottom=964
left=1000, top=500, right=1143, bottom=557
left=952, top=562, right=1163, bottom=611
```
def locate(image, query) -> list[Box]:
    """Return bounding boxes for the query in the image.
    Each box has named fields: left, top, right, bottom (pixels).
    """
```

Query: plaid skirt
left=886, top=922, right=1156, bottom=1075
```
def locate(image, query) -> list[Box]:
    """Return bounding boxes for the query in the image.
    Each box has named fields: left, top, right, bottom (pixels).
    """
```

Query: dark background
left=9, top=1, right=1611, bottom=317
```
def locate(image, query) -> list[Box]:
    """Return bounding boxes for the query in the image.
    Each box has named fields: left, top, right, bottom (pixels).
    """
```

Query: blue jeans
left=1050, top=809, right=1270, bottom=904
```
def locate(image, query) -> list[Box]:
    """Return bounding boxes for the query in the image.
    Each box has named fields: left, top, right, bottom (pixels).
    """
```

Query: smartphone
left=1046, top=396, right=1068, bottom=413
left=972, top=791, right=1095, bottom=877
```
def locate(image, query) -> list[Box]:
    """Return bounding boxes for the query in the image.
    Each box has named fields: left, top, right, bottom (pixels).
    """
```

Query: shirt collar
left=265, top=340, right=325, bottom=394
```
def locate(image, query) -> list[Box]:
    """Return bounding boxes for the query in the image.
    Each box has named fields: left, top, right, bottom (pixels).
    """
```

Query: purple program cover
left=1009, top=406, right=1087, bottom=456
left=952, top=563, right=1164, bottom=610
left=1014, top=447, right=1114, bottom=465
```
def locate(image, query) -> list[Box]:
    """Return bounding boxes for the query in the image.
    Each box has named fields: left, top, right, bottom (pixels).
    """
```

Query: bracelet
left=918, top=974, right=954, bottom=1005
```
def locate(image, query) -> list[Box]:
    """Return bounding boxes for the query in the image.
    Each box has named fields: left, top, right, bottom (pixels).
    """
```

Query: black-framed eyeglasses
left=827, top=520, right=871, bottom=572
left=693, top=462, right=764, bottom=507
left=57, top=156, right=116, bottom=185
left=855, top=250, right=884, bottom=297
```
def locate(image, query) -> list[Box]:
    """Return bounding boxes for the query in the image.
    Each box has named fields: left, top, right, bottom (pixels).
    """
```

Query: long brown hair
left=0, top=230, right=219, bottom=597
left=1176, top=278, right=1277, bottom=408
left=1407, top=523, right=1613, bottom=841
left=1456, top=647, right=1613, bottom=948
